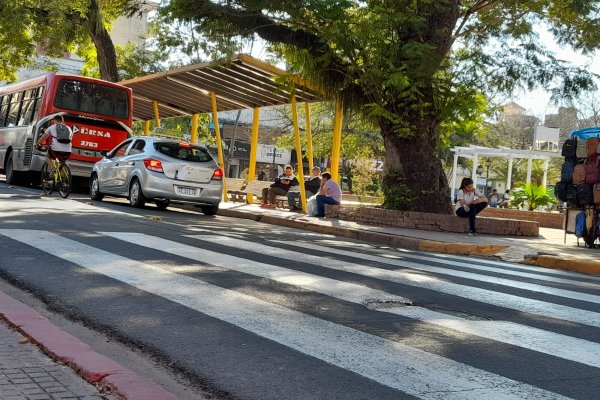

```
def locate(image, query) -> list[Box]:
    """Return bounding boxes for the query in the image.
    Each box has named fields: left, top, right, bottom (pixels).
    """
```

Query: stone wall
left=324, top=206, right=539, bottom=236
left=480, top=207, right=563, bottom=229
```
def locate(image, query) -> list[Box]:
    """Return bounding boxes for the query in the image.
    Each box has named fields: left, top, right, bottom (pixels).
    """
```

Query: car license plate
left=175, top=186, right=199, bottom=196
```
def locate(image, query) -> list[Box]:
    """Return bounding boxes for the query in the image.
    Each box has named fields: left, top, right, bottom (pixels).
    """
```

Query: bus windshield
left=54, top=79, right=129, bottom=120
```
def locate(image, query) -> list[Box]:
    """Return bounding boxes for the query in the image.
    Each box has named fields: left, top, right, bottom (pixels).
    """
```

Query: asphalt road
left=0, top=181, right=599, bottom=400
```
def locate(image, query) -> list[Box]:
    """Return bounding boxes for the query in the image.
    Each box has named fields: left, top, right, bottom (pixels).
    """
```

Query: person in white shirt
left=455, top=177, right=488, bottom=236
left=36, top=115, right=73, bottom=170
left=499, top=189, right=511, bottom=208
left=315, top=172, right=342, bottom=217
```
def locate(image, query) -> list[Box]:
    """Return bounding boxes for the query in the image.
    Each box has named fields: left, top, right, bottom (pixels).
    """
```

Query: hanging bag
left=562, top=138, right=577, bottom=158
left=587, top=138, right=600, bottom=159
left=584, top=158, right=600, bottom=184
left=576, top=139, right=588, bottom=159
left=561, top=159, right=575, bottom=182
left=573, top=164, right=586, bottom=185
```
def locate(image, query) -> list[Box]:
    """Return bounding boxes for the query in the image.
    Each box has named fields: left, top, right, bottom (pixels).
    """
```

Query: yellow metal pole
left=305, top=102, right=314, bottom=172
left=190, top=114, right=199, bottom=143
left=246, top=107, right=260, bottom=204
left=153, top=101, right=161, bottom=128
left=143, top=120, right=150, bottom=135
left=330, top=98, right=343, bottom=182
left=210, top=92, right=228, bottom=202
left=291, top=95, right=307, bottom=213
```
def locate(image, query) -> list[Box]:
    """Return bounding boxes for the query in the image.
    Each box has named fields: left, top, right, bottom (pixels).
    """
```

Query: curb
left=0, top=290, right=178, bottom=400
left=218, top=208, right=508, bottom=257
left=523, top=254, right=600, bottom=276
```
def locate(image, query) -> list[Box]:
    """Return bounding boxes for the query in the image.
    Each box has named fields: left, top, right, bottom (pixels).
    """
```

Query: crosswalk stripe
left=380, top=250, right=600, bottom=289
left=188, top=235, right=600, bottom=327
left=0, top=229, right=569, bottom=400
left=279, top=241, right=600, bottom=304
left=104, top=232, right=600, bottom=369
left=408, top=250, right=600, bottom=282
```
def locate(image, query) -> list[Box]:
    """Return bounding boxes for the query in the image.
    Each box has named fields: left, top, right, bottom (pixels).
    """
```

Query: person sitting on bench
left=261, top=165, right=299, bottom=208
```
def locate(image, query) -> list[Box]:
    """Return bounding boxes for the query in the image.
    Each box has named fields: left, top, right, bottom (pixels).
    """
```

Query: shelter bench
left=226, top=179, right=289, bottom=208
left=226, top=178, right=249, bottom=202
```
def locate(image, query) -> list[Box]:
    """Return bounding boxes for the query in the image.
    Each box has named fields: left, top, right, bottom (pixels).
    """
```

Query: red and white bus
left=0, top=74, right=133, bottom=185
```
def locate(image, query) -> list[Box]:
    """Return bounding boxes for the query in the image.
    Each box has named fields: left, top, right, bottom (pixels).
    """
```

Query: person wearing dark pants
left=315, top=172, right=342, bottom=217
left=455, top=177, right=488, bottom=236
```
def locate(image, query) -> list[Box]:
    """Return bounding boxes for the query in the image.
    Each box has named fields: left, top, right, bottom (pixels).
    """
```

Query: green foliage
left=132, top=114, right=212, bottom=143
left=511, top=183, right=554, bottom=211
left=0, top=0, right=140, bottom=81
left=163, top=0, right=600, bottom=212
left=273, top=102, right=384, bottom=162
left=116, top=43, right=169, bottom=80
left=350, top=153, right=379, bottom=196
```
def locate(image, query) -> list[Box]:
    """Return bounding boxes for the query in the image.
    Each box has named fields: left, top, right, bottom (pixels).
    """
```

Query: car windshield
left=154, top=142, right=213, bottom=162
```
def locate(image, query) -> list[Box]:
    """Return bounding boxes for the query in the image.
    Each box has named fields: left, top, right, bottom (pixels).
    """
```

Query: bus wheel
left=4, top=152, right=24, bottom=186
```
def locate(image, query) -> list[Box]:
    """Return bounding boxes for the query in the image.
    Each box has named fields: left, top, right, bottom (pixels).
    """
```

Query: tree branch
left=170, top=0, right=325, bottom=55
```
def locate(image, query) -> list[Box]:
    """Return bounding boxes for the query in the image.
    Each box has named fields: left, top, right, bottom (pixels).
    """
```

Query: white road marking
left=397, top=249, right=600, bottom=283
left=104, top=232, right=600, bottom=369
left=0, top=229, right=570, bottom=400
left=278, top=241, right=600, bottom=304
left=184, top=234, right=600, bottom=327
left=384, top=250, right=600, bottom=289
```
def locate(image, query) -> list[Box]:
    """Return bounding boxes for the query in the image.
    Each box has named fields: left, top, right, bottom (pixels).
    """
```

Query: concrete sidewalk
left=217, top=202, right=600, bottom=276
left=0, top=290, right=178, bottom=400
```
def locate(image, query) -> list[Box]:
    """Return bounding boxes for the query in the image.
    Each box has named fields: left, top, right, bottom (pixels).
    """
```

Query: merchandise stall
left=557, top=127, right=600, bottom=247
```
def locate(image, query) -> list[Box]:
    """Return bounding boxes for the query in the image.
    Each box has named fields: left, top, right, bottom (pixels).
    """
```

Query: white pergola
left=450, top=145, right=561, bottom=197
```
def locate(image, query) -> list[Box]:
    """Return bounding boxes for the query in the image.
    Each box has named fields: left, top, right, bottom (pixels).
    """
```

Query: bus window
left=33, top=86, right=44, bottom=120
left=18, top=89, right=36, bottom=126
left=0, top=96, right=7, bottom=127
left=55, top=79, right=129, bottom=119
left=6, top=92, right=23, bottom=127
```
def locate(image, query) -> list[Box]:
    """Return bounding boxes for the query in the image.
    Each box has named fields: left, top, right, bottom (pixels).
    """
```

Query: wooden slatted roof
left=119, top=54, right=325, bottom=121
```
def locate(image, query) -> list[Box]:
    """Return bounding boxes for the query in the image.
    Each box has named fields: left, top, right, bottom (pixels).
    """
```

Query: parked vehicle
left=90, top=136, right=223, bottom=215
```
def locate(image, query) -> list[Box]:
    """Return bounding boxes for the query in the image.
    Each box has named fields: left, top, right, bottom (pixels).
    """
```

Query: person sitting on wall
left=499, top=189, right=511, bottom=208
left=455, top=177, right=488, bottom=236
left=488, top=188, right=500, bottom=208
left=314, top=172, right=342, bottom=218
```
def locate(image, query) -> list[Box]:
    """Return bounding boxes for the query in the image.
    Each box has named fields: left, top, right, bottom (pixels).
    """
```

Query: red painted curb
left=0, top=290, right=178, bottom=400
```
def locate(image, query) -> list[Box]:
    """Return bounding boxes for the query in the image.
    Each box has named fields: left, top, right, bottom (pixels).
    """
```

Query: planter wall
left=324, top=205, right=540, bottom=237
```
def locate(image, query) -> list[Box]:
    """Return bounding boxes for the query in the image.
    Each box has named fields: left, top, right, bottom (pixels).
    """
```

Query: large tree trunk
left=87, top=0, right=119, bottom=82
left=380, top=117, right=453, bottom=215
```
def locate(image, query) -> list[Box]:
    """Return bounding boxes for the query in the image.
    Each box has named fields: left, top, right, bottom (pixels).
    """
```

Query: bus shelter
left=119, top=54, right=340, bottom=213
left=450, top=145, right=560, bottom=198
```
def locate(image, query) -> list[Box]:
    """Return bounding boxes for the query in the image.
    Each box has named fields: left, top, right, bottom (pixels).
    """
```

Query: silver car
left=90, top=136, right=223, bottom=215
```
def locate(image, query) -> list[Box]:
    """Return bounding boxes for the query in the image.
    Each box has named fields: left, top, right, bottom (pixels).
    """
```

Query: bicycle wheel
left=57, top=163, right=72, bottom=198
left=40, top=163, right=54, bottom=195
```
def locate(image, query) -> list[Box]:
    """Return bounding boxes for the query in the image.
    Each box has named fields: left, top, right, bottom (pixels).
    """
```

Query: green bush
left=511, top=183, right=555, bottom=211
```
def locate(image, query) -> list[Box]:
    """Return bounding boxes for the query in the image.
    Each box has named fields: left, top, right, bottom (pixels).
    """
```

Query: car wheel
left=129, top=178, right=146, bottom=208
left=156, top=200, right=170, bottom=210
left=90, top=174, right=104, bottom=201
left=201, top=205, right=219, bottom=216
